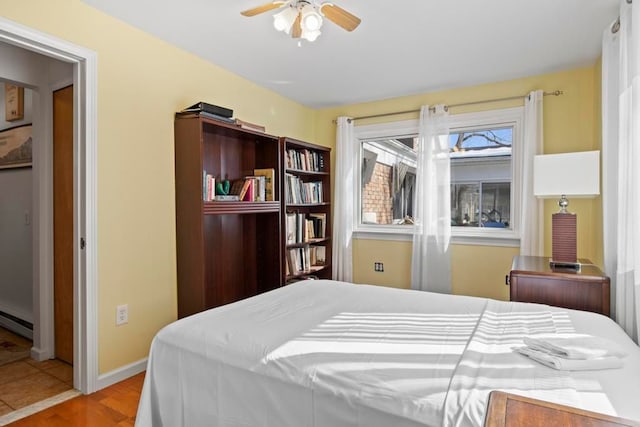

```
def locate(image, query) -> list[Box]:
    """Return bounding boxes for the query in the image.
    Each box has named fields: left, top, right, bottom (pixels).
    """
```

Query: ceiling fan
left=241, top=1, right=361, bottom=42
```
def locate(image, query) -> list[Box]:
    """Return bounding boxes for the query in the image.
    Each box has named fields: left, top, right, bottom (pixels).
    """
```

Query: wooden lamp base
left=551, top=212, right=578, bottom=269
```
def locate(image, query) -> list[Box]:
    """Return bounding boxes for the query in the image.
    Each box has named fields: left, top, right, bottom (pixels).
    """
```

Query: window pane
left=450, top=127, right=512, bottom=229
left=361, top=138, right=416, bottom=225
left=451, top=183, right=480, bottom=226
left=481, top=182, right=510, bottom=228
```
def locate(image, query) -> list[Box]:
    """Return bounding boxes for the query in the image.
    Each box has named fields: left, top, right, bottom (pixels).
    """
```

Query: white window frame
left=353, top=106, right=524, bottom=247
left=354, top=119, right=418, bottom=241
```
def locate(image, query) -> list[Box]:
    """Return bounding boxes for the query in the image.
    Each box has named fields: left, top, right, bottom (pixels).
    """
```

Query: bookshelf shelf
left=285, top=168, right=329, bottom=176
left=203, top=201, right=280, bottom=215
left=285, top=237, right=330, bottom=249
left=281, top=137, right=332, bottom=283
left=287, top=264, right=330, bottom=280
left=286, top=202, right=331, bottom=207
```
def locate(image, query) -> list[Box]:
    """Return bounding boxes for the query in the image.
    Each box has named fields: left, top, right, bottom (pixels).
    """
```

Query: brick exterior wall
left=362, top=162, right=393, bottom=224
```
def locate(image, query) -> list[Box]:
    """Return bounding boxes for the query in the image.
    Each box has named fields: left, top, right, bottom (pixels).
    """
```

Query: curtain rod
left=345, top=90, right=564, bottom=123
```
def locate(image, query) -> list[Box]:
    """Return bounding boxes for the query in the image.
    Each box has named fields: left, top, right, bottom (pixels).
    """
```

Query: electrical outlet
left=116, top=304, right=128, bottom=325
left=374, top=262, right=384, bottom=272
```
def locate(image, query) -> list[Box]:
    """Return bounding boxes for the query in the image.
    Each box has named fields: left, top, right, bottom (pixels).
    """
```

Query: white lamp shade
left=273, top=6, right=298, bottom=33
left=302, top=28, right=321, bottom=42
left=300, top=4, right=323, bottom=32
left=534, top=150, right=600, bottom=198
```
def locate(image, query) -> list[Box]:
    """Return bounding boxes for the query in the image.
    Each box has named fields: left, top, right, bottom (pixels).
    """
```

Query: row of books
left=285, top=174, right=323, bottom=205
left=285, top=212, right=327, bottom=244
left=286, top=246, right=326, bottom=276
left=286, top=148, right=324, bottom=172
left=202, top=168, right=275, bottom=202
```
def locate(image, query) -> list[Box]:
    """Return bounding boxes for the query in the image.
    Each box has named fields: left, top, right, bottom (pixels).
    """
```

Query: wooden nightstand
left=484, top=391, right=640, bottom=427
left=508, top=255, right=610, bottom=316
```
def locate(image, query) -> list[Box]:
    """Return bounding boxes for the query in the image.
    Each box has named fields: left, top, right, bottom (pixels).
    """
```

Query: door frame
left=0, top=17, right=98, bottom=393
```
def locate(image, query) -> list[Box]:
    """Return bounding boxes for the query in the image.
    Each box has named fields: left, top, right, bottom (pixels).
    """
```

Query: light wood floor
left=4, top=372, right=145, bottom=426
left=0, top=328, right=74, bottom=416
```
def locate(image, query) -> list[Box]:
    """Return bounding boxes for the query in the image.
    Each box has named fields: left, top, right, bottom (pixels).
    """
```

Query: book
left=207, top=175, right=215, bottom=201
left=314, top=246, right=326, bottom=265
left=202, top=171, right=215, bottom=202
left=238, top=179, right=252, bottom=201
left=203, top=170, right=207, bottom=201
left=256, top=176, right=265, bottom=202
left=286, top=213, right=296, bottom=244
left=175, top=111, right=236, bottom=124
left=308, top=213, right=327, bottom=238
left=183, top=102, right=233, bottom=118
left=235, top=118, right=266, bottom=133
left=215, top=195, right=240, bottom=201
left=229, top=179, right=245, bottom=196
left=254, top=168, right=275, bottom=201
left=245, top=175, right=266, bottom=202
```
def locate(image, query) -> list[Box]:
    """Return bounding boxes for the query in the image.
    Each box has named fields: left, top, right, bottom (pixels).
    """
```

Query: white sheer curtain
left=411, top=105, right=451, bottom=293
left=519, top=90, right=544, bottom=256
left=332, top=117, right=356, bottom=282
left=602, top=0, right=640, bottom=343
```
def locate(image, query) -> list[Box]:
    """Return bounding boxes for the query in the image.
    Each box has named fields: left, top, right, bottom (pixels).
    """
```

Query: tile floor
left=0, top=327, right=74, bottom=417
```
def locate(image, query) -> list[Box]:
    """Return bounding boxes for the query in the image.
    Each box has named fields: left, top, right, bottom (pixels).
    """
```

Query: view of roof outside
left=449, top=127, right=512, bottom=158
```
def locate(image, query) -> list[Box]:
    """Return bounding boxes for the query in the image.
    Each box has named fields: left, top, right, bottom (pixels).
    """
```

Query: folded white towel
left=523, top=334, right=628, bottom=360
left=515, top=346, right=624, bottom=371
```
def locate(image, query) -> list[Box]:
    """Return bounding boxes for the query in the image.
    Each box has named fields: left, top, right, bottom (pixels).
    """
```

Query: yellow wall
left=316, top=65, right=603, bottom=299
left=0, top=0, right=315, bottom=374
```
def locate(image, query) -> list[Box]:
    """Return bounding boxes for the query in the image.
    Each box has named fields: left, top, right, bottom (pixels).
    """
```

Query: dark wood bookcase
left=174, top=115, right=282, bottom=318
left=280, top=137, right=332, bottom=284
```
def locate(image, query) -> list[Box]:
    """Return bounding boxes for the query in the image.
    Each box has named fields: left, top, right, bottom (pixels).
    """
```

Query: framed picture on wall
left=4, top=83, right=24, bottom=122
left=0, top=124, right=32, bottom=169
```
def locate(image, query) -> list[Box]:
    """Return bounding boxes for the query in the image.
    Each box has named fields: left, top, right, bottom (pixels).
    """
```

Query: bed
left=135, top=279, right=640, bottom=427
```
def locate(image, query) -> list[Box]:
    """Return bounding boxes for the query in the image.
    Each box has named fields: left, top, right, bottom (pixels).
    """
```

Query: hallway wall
left=0, top=41, right=71, bottom=334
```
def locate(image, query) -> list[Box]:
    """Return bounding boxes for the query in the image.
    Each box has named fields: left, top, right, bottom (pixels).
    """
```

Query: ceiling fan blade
left=320, top=3, right=361, bottom=32
left=240, top=1, right=286, bottom=17
left=291, top=13, right=302, bottom=38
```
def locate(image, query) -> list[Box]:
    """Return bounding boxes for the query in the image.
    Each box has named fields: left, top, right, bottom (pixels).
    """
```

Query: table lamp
left=533, top=151, right=600, bottom=269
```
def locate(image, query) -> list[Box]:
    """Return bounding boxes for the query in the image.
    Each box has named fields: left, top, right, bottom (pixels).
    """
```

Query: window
left=354, top=107, right=523, bottom=246
left=361, top=137, right=417, bottom=226
left=449, top=127, right=512, bottom=229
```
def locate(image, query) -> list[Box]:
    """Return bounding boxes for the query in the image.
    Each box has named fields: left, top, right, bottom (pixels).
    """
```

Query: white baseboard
left=0, top=302, right=33, bottom=325
left=0, top=315, right=32, bottom=340
left=30, top=346, right=51, bottom=362
left=96, top=357, right=147, bottom=391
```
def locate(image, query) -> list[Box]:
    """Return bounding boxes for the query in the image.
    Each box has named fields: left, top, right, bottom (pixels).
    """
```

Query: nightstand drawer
left=509, top=256, right=610, bottom=316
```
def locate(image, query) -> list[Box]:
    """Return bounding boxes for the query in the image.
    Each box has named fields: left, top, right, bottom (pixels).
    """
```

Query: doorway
left=0, top=17, right=98, bottom=394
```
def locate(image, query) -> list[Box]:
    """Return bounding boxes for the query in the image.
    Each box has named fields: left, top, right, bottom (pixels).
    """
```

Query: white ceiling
left=82, top=0, right=618, bottom=109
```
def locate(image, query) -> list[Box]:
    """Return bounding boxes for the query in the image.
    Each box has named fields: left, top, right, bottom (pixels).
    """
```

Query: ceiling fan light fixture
left=243, top=0, right=360, bottom=43
left=302, top=28, right=321, bottom=42
left=300, top=3, right=323, bottom=32
left=273, top=5, right=298, bottom=33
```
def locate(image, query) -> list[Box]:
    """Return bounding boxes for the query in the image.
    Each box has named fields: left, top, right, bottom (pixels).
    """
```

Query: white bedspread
left=135, top=280, right=640, bottom=427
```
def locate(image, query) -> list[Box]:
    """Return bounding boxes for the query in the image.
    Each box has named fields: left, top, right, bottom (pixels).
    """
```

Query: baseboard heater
left=0, top=310, right=33, bottom=340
